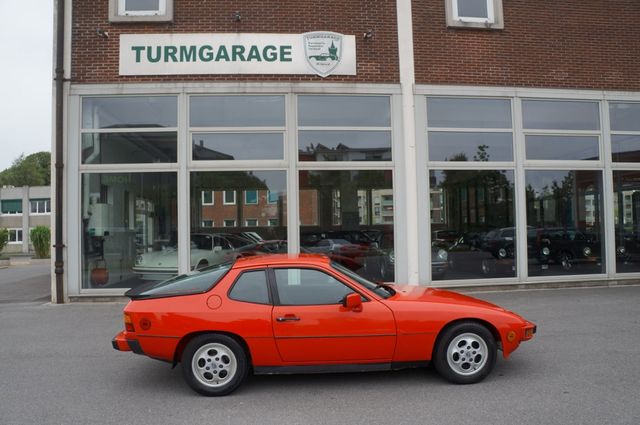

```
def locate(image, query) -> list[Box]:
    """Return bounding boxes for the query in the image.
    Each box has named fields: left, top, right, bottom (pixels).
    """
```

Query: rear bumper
left=112, top=330, right=144, bottom=355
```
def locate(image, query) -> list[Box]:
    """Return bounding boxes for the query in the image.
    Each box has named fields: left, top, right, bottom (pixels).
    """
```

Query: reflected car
left=540, top=228, right=599, bottom=271
left=132, top=233, right=253, bottom=281
left=432, top=245, right=449, bottom=279
left=113, top=255, right=536, bottom=396
left=305, top=238, right=391, bottom=280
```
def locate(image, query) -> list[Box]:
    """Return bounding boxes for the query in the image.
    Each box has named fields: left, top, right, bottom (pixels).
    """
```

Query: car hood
left=138, top=248, right=225, bottom=268
left=388, top=285, right=506, bottom=312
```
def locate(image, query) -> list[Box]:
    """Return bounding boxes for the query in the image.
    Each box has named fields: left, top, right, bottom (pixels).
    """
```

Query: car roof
left=232, top=253, right=332, bottom=269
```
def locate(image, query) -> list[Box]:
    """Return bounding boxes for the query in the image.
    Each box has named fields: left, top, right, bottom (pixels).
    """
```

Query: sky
left=0, top=1, right=53, bottom=171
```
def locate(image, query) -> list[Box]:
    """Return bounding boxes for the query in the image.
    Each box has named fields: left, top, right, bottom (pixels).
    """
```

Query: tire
left=181, top=334, right=248, bottom=396
left=559, top=252, right=573, bottom=271
left=433, top=322, right=497, bottom=384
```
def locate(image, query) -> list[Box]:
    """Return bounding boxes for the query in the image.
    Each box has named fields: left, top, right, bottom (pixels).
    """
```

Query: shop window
left=522, top=100, right=600, bottom=131
left=613, top=171, right=640, bottom=273
left=81, top=173, right=178, bottom=289
left=445, top=0, right=504, bottom=29
left=30, top=199, right=51, bottom=214
left=298, top=96, right=392, bottom=162
left=8, top=229, right=23, bottom=244
left=427, top=97, right=513, bottom=162
left=525, top=170, right=605, bottom=276
left=190, top=171, right=287, bottom=260
left=1, top=200, right=22, bottom=215
left=429, top=170, right=515, bottom=280
left=109, top=0, right=173, bottom=22
left=610, top=103, right=640, bottom=162
left=299, top=170, right=394, bottom=282
left=525, top=135, right=600, bottom=161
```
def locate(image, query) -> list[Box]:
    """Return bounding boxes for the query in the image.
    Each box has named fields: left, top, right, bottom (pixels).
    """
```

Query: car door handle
left=276, top=316, right=300, bottom=322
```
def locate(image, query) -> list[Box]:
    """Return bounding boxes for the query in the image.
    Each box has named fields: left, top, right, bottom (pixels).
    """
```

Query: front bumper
left=112, top=330, right=144, bottom=355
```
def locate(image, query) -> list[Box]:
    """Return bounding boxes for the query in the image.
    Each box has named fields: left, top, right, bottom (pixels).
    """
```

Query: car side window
left=274, top=268, right=354, bottom=306
left=229, top=270, right=270, bottom=304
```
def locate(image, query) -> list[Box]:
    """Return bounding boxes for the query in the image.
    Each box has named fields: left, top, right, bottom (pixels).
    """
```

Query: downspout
left=54, top=0, right=65, bottom=303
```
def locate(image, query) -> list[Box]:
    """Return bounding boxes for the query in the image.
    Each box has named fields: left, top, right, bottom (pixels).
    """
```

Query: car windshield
left=125, top=262, right=233, bottom=300
left=331, top=262, right=394, bottom=299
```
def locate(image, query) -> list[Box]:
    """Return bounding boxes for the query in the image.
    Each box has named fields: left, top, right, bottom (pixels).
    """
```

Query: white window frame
left=245, top=218, right=258, bottom=227
left=30, top=199, right=51, bottom=215
left=445, top=0, right=504, bottom=30
left=223, top=219, right=237, bottom=228
left=223, top=190, right=236, bottom=205
left=8, top=228, right=23, bottom=244
left=201, top=220, right=214, bottom=228
left=201, top=190, right=214, bottom=206
left=109, top=0, right=173, bottom=22
left=267, top=219, right=279, bottom=227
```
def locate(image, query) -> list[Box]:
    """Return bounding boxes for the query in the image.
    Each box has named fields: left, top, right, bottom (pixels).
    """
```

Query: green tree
left=0, top=228, right=8, bottom=254
left=0, top=152, right=51, bottom=187
left=30, top=226, right=51, bottom=258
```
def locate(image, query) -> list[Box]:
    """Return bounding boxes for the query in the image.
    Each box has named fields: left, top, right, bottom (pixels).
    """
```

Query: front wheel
left=433, top=322, right=497, bottom=384
left=181, top=334, right=248, bottom=396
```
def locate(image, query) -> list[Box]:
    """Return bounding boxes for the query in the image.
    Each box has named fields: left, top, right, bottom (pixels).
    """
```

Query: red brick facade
left=412, top=0, right=640, bottom=90
left=71, top=0, right=399, bottom=84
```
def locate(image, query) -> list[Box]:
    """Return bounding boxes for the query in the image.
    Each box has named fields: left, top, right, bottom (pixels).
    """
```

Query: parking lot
left=0, top=278, right=639, bottom=424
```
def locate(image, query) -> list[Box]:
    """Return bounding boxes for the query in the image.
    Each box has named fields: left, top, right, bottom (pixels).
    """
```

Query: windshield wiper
left=373, top=282, right=396, bottom=296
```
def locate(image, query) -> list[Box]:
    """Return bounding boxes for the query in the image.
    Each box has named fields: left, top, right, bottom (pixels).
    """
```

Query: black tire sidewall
left=434, top=322, right=497, bottom=384
left=181, top=334, right=248, bottom=396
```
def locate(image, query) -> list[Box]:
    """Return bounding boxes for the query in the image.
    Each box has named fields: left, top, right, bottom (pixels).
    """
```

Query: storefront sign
left=119, top=32, right=356, bottom=77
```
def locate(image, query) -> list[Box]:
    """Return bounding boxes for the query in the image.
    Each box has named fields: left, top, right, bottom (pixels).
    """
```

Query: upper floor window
left=1, top=200, right=22, bottom=215
left=109, top=0, right=173, bottom=22
left=446, top=0, right=504, bottom=30
left=30, top=199, right=51, bottom=214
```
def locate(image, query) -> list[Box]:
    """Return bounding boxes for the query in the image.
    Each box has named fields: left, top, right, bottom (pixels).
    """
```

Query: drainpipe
left=53, top=0, right=65, bottom=303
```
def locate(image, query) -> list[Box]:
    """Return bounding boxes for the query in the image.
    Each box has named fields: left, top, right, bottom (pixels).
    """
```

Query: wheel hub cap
left=192, top=343, right=237, bottom=388
left=446, top=333, right=488, bottom=376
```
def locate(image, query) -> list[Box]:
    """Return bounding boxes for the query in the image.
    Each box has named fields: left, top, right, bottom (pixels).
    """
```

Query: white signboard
left=119, top=32, right=356, bottom=77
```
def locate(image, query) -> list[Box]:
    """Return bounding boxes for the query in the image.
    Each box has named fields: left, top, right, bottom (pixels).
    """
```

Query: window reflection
left=430, top=170, right=516, bottom=280
left=299, top=131, right=392, bottom=161
left=613, top=171, right=640, bottom=273
left=525, top=170, right=605, bottom=276
left=299, top=170, right=394, bottom=282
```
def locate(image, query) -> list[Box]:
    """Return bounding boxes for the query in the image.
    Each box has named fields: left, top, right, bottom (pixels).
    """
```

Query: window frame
left=109, top=0, right=173, bottom=22
left=8, top=228, right=23, bottom=244
left=29, top=199, right=51, bottom=215
left=223, top=190, right=236, bottom=205
left=445, top=0, right=504, bottom=30
left=201, top=190, right=214, bottom=206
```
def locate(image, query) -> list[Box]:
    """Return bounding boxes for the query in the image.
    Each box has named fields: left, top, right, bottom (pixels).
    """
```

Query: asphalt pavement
left=0, top=280, right=639, bottom=424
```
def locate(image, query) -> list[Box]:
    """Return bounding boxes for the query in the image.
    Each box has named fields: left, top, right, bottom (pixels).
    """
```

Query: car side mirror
left=343, top=293, right=363, bottom=312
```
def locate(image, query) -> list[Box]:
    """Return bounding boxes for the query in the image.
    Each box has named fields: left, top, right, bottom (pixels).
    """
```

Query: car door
left=270, top=267, right=396, bottom=363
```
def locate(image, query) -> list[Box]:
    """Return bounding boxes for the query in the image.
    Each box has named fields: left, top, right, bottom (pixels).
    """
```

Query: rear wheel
left=434, top=322, right=497, bottom=384
left=181, top=334, right=248, bottom=396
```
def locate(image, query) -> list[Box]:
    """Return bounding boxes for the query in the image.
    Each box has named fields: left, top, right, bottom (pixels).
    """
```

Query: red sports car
left=112, top=254, right=536, bottom=396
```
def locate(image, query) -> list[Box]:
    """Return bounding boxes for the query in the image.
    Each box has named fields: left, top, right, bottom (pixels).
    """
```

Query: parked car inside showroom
left=113, top=254, right=536, bottom=396
left=132, top=233, right=253, bottom=281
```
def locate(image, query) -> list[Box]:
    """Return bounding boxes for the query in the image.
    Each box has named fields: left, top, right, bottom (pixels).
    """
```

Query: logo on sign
left=303, top=32, right=343, bottom=78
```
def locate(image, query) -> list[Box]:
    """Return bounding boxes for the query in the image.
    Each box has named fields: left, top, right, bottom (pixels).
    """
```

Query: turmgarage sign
left=119, top=32, right=356, bottom=77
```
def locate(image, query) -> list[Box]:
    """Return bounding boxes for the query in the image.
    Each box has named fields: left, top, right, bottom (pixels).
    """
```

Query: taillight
left=124, top=313, right=135, bottom=332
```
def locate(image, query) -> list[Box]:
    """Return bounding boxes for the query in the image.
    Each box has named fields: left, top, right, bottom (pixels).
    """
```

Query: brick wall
left=412, top=0, right=640, bottom=90
left=71, top=0, right=399, bottom=84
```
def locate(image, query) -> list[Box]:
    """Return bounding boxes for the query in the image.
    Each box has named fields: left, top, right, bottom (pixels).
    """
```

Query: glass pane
left=610, top=103, right=640, bottom=132
left=229, top=271, right=270, bottom=304
left=82, top=97, right=177, bottom=129
left=1, top=200, right=22, bottom=214
left=190, top=96, right=285, bottom=127
left=192, top=133, right=283, bottom=161
left=81, top=173, right=178, bottom=289
left=612, top=135, right=640, bottom=163
left=125, top=0, right=160, bottom=11
left=274, top=268, right=353, bottom=305
left=427, top=98, right=511, bottom=128
left=298, top=96, right=391, bottom=127
left=190, top=171, right=287, bottom=262
left=430, top=170, right=515, bottom=280
left=522, top=100, right=600, bottom=130
left=82, top=132, right=177, bottom=164
left=526, top=170, right=604, bottom=276
left=299, top=170, right=394, bottom=282
left=525, top=135, right=599, bottom=161
left=457, top=0, right=488, bottom=18
left=613, top=171, right=640, bottom=273
left=299, top=131, right=392, bottom=161
left=428, top=132, right=513, bottom=161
